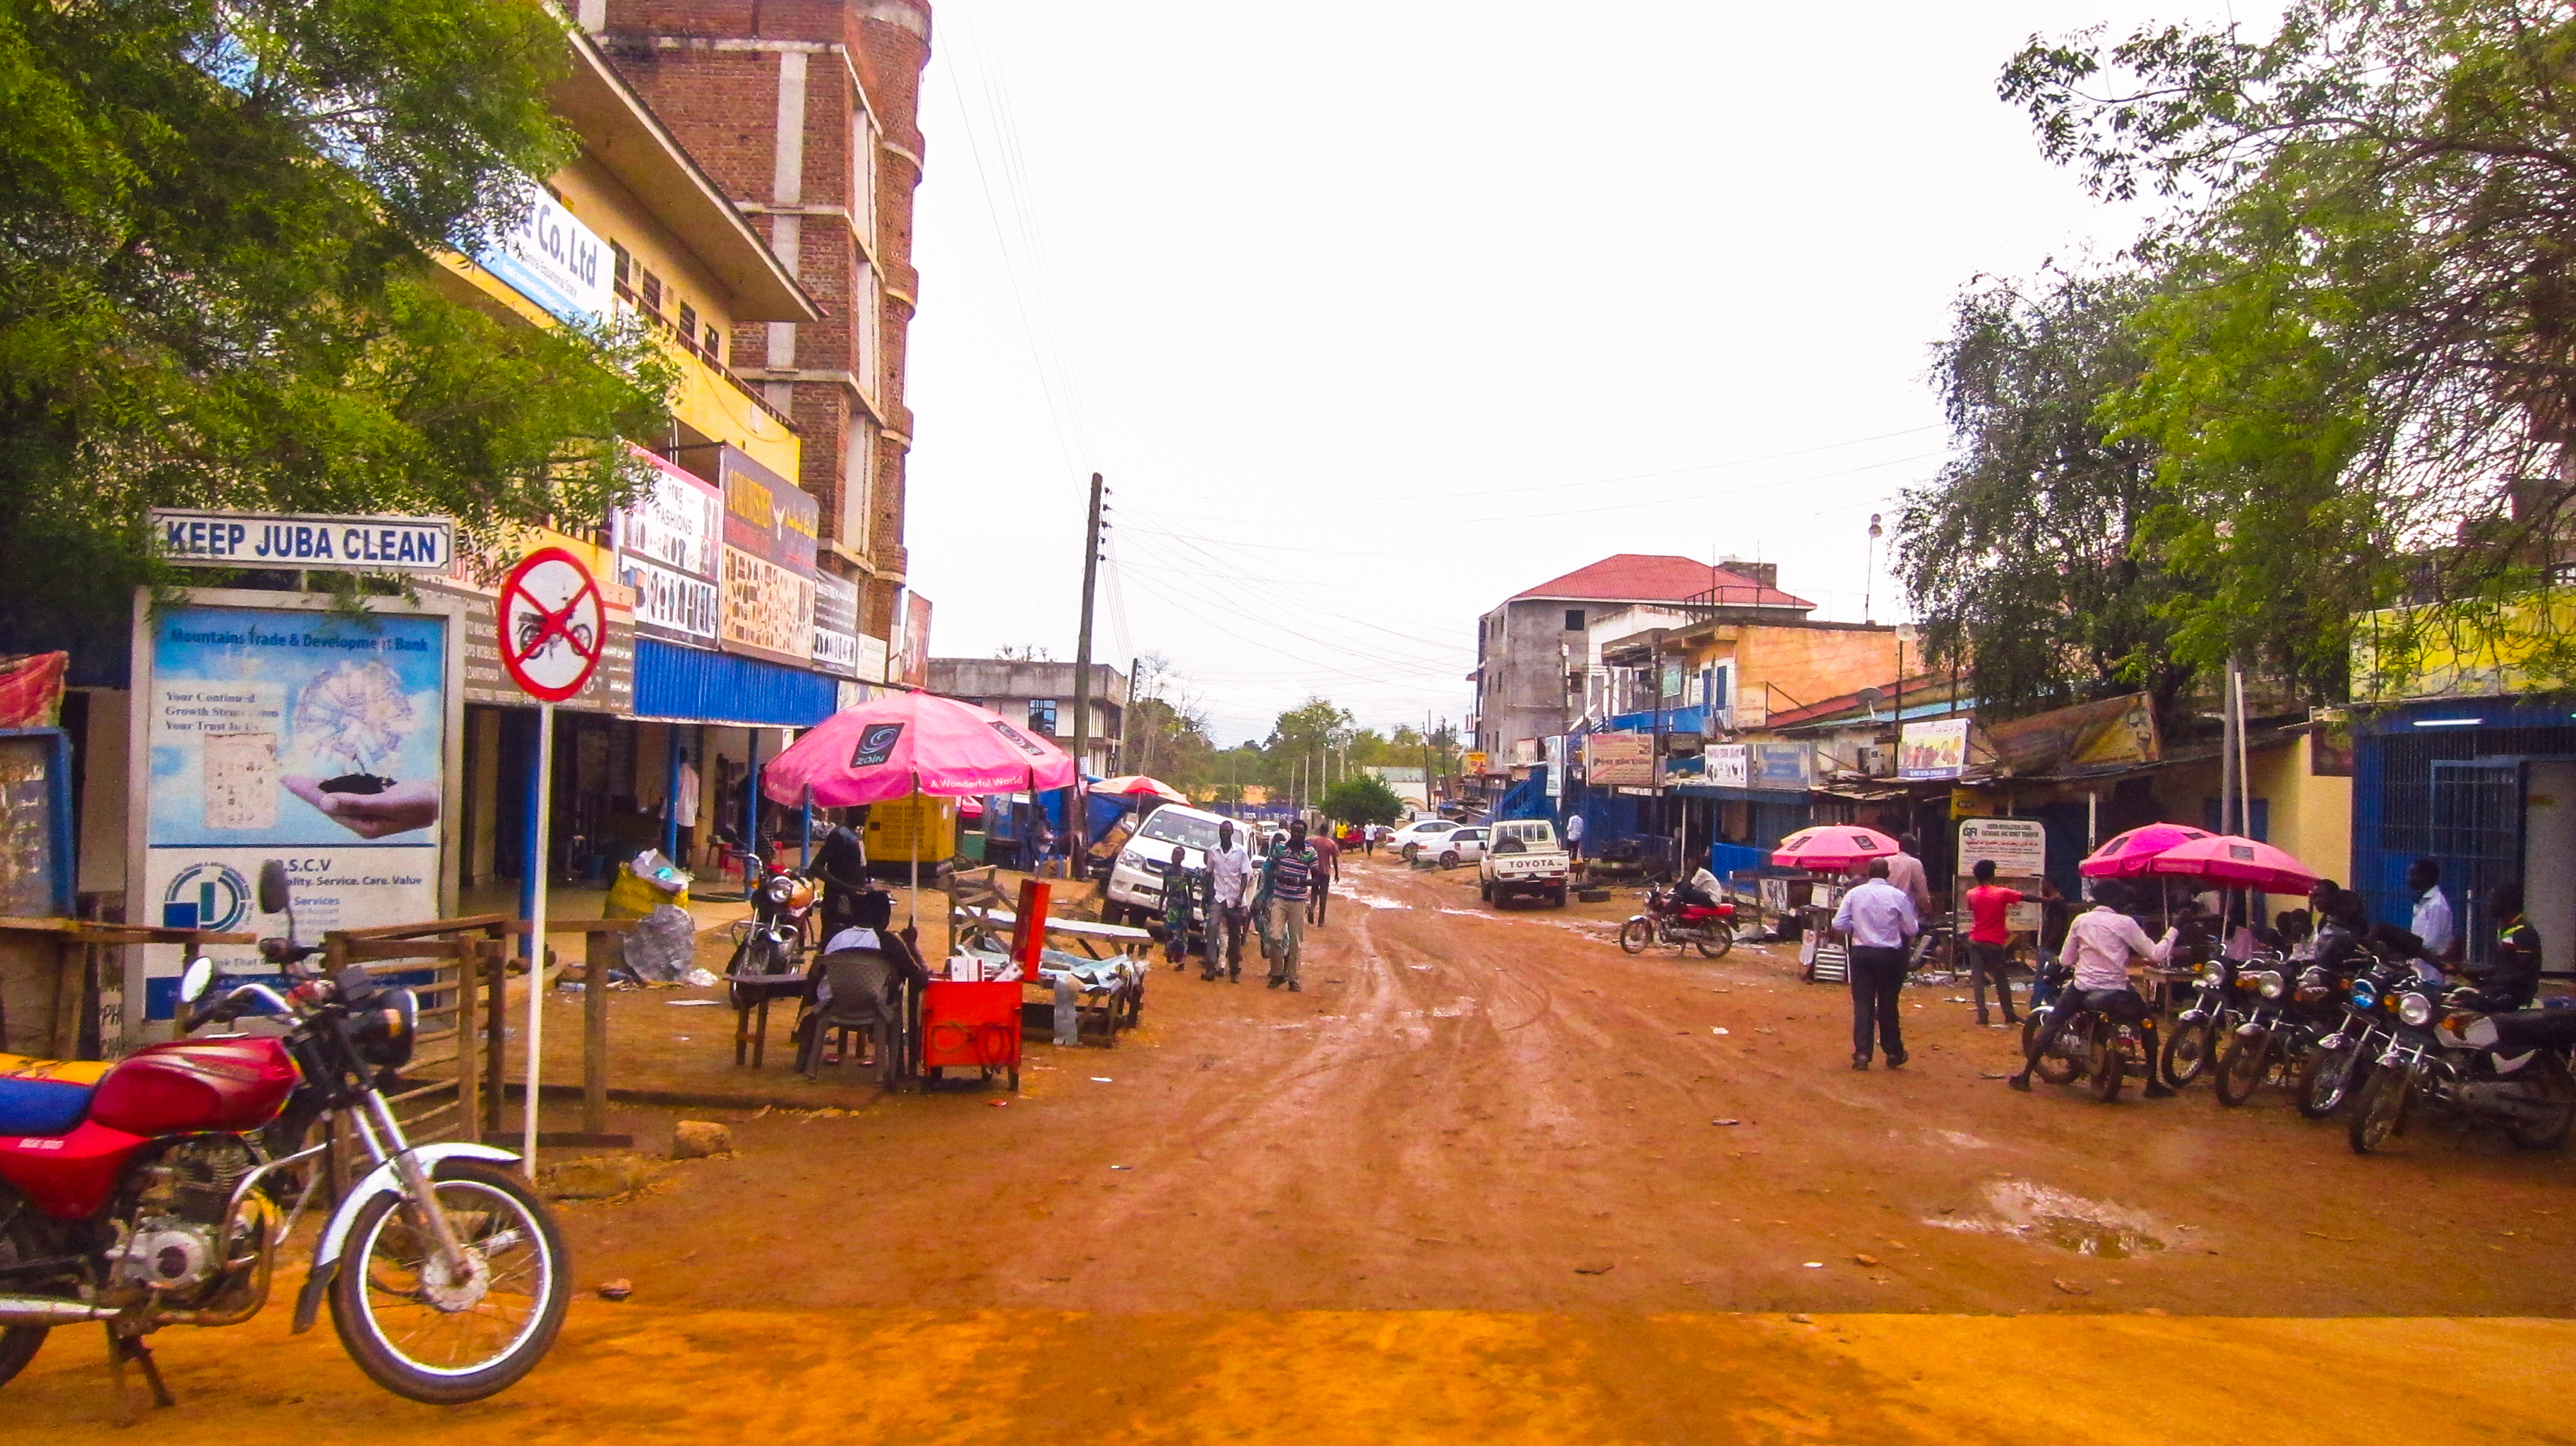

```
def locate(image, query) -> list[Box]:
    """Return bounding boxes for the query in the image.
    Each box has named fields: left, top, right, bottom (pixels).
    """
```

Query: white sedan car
left=1431, top=825, right=1487, bottom=869
left=1384, top=818, right=1462, bottom=861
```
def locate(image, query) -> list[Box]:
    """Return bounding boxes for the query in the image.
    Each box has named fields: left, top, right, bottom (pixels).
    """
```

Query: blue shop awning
left=631, top=638, right=839, bottom=727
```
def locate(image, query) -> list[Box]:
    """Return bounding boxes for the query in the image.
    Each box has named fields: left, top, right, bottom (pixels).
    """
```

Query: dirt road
left=18, top=852, right=2576, bottom=1439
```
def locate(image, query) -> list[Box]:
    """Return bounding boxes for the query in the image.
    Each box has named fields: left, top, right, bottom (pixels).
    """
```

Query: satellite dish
left=1855, top=686, right=1887, bottom=719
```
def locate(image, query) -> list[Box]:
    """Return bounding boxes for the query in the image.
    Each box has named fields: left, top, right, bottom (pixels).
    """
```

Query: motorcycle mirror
left=257, top=859, right=291, bottom=916
left=179, top=955, right=217, bottom=1004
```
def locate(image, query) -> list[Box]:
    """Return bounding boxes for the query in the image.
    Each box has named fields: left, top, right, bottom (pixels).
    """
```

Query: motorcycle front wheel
left=2348, top=1064, right=2411, bottom=1154
left=1617, top=919, right=1651, bottom=955
left=331, top=1159, right=570, bottom=1404
left=2296, top=1039, right=2365, bottom=1120
left=2160, top=1017, right=2218, bottom=1089
left=2214, top=1029, right=2272, bottom=1107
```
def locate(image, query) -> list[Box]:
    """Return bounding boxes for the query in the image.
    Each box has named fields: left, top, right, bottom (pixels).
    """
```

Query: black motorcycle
left=2296, top=955, right=2416, bottom=1120
left=2349, top=991, right=2576, bottom=1154
left=2020, top=962, right=2153, bottom=1101
left=727, top=861, right=817, bottom=1007
left=2212, top=962, right=2302, bottom=1106
left=2160, top=955, right=2243, bottom=1088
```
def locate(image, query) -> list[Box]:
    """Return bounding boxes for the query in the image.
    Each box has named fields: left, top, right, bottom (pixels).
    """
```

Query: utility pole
left=1423, top=711, right=1436, bottom=816
left=1070, top=472, right=1105, bottom=833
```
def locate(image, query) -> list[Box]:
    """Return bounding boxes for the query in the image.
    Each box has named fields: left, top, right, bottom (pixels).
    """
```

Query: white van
left=1104, top=803, right=1246, bottom=927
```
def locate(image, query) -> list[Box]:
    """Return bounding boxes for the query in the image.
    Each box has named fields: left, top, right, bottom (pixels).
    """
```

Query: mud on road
left=561, top=854, right=2576, bottom=1320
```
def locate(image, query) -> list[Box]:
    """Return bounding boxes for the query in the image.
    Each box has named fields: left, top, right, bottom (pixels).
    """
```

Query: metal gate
left=2430, top=760, right=2520, bottom=964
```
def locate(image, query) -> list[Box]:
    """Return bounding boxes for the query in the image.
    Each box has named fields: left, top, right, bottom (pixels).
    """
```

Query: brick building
left=580, top=0, right=929, bottom=647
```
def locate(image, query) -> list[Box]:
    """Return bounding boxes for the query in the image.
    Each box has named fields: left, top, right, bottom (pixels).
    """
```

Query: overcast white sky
left=902, top=1, right=2236, bottom=746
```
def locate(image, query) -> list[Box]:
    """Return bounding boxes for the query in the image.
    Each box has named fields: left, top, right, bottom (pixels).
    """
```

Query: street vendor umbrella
left=1770, top=825, right=1901, bottom=873
left=2135, top=833, right=2320, bottom=895
left=763, top=691, right=1078, bottom=927
left=1092, top=774, right=1187, bottom=805
left=2077, top=823, right=2213, bottom=879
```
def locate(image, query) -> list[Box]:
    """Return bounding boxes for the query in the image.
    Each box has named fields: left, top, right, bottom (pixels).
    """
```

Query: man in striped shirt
left=1261, top=822, right=1321, bottom=992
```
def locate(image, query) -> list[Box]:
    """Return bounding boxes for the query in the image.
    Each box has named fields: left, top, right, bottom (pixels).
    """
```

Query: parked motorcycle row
left=2022, top=942, right=2576, bottom=1155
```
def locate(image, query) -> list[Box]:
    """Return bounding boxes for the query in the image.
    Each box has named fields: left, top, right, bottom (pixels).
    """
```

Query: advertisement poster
left=1583, top=731, right=1654, bottom=788
left=1705, top=743, right=1750, bottom=789
left=813, top=572, right=861, bottom=679
left=140, top=603, right=448, bottom=1019
left=718, top=448, right=818, bottom=667
left=1751, top=742, right=1812, bottom=789
left=473, top=179, right=611, bottom=327
left=1955, top=818, right=2047, bottom=878
left=615, top=446, right=722, bottom=647
left=1900, top=717, right=1970, bottom=779
left=1544, top=736, right=1565, bottom=799
left=897, top=592, right=933, bottom=688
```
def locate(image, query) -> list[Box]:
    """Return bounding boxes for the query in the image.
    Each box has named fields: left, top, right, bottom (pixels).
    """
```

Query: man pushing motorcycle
left=2010, top=878, right=2179, bottom=1098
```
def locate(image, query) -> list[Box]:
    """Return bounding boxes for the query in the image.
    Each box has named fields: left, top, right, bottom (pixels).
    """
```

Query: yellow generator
left=865, top=794, right=958, bottom=866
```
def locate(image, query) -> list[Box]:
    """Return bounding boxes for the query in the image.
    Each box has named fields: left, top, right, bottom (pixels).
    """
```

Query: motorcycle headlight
left=2397, top=992, right=2433, bottom=1027
left=2349, top=979, right=2379, bottom=1011
left=2255, top=970, right=2284, bottom=1000
left=353, top=986, right=417, bottom=1070
left=765, top=876, right=794, bottom=904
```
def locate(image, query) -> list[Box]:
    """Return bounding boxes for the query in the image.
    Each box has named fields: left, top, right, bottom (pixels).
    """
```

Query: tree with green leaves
left=2004, top=0, right=2576, bottom=696
left=1322, top=774, right=1404, bottom=828
left=0, top=0, right=669, bottom=633
left=1896, top=267, right=2196, bottom=724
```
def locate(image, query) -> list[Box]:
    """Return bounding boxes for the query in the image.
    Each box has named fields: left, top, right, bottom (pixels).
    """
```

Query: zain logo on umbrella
left=851, top=722, right=904, bottom=768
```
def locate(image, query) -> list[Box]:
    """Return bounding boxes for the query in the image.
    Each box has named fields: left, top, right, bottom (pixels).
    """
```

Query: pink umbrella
left=763, top=691, right=1075, bottom=807
left=2135, top=834, right=2319, bottom=895
left=1093, top=775, right=1187, bottom=804
left=1770, top=825, right=1901, bottom=873
left=763, top=692, right=1077, bottom=930
left=2077, top=823, right=2213, bottom=879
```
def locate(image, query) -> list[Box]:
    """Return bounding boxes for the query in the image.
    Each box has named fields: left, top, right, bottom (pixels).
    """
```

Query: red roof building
left=1510, top=554, right=1813, bottom=611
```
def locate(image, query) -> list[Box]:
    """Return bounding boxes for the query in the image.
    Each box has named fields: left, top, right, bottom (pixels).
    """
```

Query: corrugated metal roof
left=631, top=638, right=837, bottom=726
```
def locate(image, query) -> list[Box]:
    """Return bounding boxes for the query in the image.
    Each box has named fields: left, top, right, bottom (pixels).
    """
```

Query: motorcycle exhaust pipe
left=0, top=1297, right=117, bottom=1325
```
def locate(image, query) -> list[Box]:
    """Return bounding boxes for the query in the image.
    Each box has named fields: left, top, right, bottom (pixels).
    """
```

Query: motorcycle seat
left=2485, top=1010, right=2576, bottom=1054
left=0, top=1053, right=114, bottom=1137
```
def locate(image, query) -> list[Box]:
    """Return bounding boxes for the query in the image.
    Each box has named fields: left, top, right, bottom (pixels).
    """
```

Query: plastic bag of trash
left=681, top=966, right=719, bottom=988
left=621, top=903, right=698, bottom=983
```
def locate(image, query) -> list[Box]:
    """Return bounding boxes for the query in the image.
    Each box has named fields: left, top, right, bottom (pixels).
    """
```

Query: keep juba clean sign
left=151, top=510, right=454, bottom=572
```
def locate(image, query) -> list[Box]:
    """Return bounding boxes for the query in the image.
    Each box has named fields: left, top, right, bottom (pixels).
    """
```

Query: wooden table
left=725, top=968, right=809, bottom=1067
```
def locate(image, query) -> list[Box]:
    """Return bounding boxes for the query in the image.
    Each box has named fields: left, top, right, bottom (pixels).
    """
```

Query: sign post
left=497, top=548, right=605, bottom=1174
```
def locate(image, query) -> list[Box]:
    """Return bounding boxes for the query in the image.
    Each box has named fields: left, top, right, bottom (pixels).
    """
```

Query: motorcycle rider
left=2459, top=878, right=2542, bottom=1012
left=1674, top=864, right=1724, bottom=913
left=2010, top=878, right=2177, bottom=1097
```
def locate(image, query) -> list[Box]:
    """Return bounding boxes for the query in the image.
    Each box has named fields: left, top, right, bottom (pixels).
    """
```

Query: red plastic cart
left=920, top=977, right=1022, bottom=1090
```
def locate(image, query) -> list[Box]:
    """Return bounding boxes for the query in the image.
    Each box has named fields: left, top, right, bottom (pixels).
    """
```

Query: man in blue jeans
left=1832, top=858, right=1920, bottom=1070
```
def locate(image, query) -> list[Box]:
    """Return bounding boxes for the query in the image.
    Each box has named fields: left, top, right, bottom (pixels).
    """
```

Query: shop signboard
left=812, top=572, right=861, bottom=679
left=133, top=597, right=458, bottom=1029
left=1956, top=818, right=2047, bottom=878
left=1705, top=743, right=1750, bottom=789
left=854, top=633, right=890, bottom=685
left=1584, top=731, right=1653, bottom=788
left=613, top=447, right=722, bottom=647
left=1544, top=736, right=1565, bottom=799
left=1464, top=750, right=1490, bottom=777
left=717, top=448, right=818, bottom=669
left=472, top=179, right=612, bottom=327
left=1751, top=742, right=1812, bottom=789
left=150, top=509, right=453, bottom=573
left=1900, top=717, right=1970, bottom=779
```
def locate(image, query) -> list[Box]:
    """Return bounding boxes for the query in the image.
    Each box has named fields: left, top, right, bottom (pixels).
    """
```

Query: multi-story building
left=926, top=659, right=1130, bottom=776
left=585, top=0, right=931, bottom=655
left=1468, top=554, right=1813, bottom=777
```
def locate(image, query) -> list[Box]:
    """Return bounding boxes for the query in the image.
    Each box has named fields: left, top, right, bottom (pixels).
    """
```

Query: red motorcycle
left=0, top=861, right=567, bottom=1408
left=1620, top=883, right=1737, bottom=959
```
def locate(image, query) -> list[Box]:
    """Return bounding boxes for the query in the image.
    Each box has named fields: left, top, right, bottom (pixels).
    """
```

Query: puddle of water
left=1340, top=892, right=1411, bottom=911
left=1430, top=996, right=1478, bottom=1019
left=1924, top=1181, right=2169, bottom=1260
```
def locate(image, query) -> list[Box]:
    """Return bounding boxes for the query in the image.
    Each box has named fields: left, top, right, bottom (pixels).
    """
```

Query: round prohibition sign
left=498, top=546, right=606, bottom=703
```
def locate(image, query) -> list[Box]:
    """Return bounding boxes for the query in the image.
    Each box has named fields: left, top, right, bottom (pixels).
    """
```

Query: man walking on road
left=1308, top=824, right=1341, bottom=928
left=1260, top=821, right=1321, bottom=991
left=1961, top=859, right=2023, bottom=1027
left=1884, top=833, right=1933, bottom=918
left=1833, top=859, right=1919, bottom=1070
left=1563, top=811, right=1586, bottom=864
left=1206, top=820, right=1253, bottom=981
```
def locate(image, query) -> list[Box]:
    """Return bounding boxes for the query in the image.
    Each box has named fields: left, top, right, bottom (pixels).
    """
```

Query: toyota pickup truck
left=1478, top=818, right=1569, bottom=908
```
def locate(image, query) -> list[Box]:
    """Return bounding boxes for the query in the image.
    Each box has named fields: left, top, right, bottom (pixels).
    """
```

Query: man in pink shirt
left=1883, top=834, right=1933, bottom=916
left=1308, top=827, right=1341, bottom=927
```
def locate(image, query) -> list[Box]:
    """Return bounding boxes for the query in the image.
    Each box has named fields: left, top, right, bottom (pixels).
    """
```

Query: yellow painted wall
left=434, top=150, right=801, bottom=484
left=2126, top=739, right=2352, bottom=883
left=1690, top=626, right=1900, bottom=718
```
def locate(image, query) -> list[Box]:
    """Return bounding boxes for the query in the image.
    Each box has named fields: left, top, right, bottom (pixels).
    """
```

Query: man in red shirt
left=1962, top=858, right=2025, bottom=1027
left=1308, top=825, right=1342, bottom=927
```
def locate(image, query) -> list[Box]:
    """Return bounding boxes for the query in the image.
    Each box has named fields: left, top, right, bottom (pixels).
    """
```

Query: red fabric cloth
left=1964, top=884, right=2025, bottom=945
left=0, top=652, right=66, bottom=729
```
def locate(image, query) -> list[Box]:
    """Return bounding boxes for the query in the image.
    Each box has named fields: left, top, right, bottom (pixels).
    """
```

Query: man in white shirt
left=1832, top=859, right=1921, bottom=1070
left=2408, top=857, right=2457, bottom=964
left=1563, top=811, right=1587, bottom=863
left=1205, top=821, right=1256, bottom=982
left=2010, top=878, right=2177, bottom=1096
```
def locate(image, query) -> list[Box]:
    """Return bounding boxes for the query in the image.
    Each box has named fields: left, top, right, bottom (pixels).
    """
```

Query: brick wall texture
left=597, top=0, right=929, bottom=642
